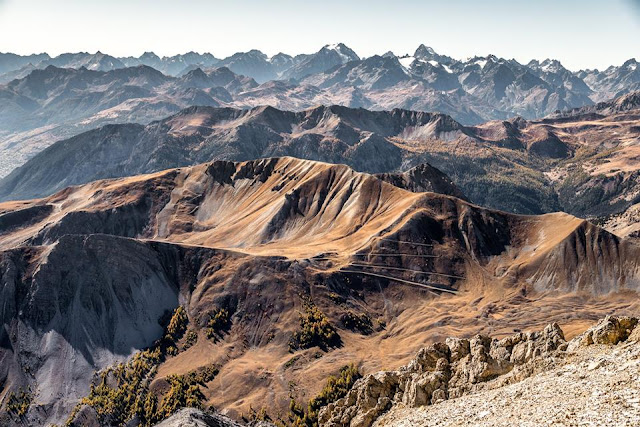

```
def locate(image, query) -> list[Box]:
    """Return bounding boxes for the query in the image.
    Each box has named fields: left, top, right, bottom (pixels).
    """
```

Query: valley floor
left=375, top=340, right=640, bottom=426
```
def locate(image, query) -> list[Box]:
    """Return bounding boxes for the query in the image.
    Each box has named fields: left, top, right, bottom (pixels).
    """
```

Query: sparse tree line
left=4, top=295, right=369, bottom=426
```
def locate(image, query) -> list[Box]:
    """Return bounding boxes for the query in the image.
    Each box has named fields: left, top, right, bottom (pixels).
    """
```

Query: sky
left=0, top=0, right=638, bottom=71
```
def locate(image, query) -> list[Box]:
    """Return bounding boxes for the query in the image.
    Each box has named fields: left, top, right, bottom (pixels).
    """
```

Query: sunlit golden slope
left=1, top=157, right=639, bottom=425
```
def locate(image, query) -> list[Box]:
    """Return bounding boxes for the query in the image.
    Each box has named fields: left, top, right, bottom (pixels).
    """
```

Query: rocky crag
left=320, top=316, right=640, bottom=426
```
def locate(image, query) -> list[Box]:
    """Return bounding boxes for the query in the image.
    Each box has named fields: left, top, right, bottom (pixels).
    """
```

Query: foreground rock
left=154, top=408, right=242, bottom=427
left=320, top=316, right=640, bottom=427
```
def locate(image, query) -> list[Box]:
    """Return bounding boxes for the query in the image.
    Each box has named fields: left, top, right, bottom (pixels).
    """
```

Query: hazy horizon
left=0, top=0, right=639, bottom=71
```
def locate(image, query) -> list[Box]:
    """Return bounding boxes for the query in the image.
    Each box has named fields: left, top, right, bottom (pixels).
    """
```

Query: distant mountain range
left=3, top=91, right=640, bottom=224
left=2, top=44, right=637, bottom=106
left=0, top=44, right=638, bottom=177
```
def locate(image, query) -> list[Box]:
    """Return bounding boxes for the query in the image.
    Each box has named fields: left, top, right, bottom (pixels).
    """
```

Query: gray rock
left=320, top=321, right=569, bottom=426
left=154, top=408, right=243, bottom=427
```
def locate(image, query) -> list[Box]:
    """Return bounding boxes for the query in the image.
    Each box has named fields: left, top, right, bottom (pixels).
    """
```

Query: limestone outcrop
left=320, top=316, right=638, bottom=427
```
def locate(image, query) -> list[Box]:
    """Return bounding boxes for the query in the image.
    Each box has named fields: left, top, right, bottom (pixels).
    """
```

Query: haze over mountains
left=3, top=90, right=640, bottom=229
left=1, top=44, right=639, bottom=177
left=1, top=38, right=640, bottom=427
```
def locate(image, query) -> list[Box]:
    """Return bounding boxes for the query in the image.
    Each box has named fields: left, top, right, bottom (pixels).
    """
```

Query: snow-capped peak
left=623, top=58, right=638, bottom=71
left=538, top=58, right=563, bottom=73
left=468, top=56, right=488, bottom=69
left=415, top=44, right=436, bottom=55
left=322, top=43, right=359, bottom=63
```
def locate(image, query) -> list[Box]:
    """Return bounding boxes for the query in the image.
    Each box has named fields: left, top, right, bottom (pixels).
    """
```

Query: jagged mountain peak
left=414, top=44, right=437, bottom=56
left=622, top=58, right=639, bottom=70
left=320, top=43, right=360, bottom=62
left=270, top=52, right=292, bottom=61
left=534, top=58, right=566, bottom=73
left=413, top=44, right=455, bottom=65
left=225, top=49, right=268, bottom=60
left=183, top=67, right=208, bottom=78
left=140, top=51, right=160, bottom=59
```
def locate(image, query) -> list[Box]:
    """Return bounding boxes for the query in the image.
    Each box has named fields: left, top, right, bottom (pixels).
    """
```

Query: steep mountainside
left=579, top=58, right=640, bottom=101
left=549, top=90, right=640, bottom=117
left=150, top=316, right=640, bottom=427
left=0, top=157, right=639, bottom=426
left=3, top=98, right=640, bottom=221
left=323, top=316, right=640, bottom=426
left=2, top=44, right=638, bottom=177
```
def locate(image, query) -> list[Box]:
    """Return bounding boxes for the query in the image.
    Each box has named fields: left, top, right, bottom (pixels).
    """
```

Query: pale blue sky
left=0, top=0, right=638, bottom=70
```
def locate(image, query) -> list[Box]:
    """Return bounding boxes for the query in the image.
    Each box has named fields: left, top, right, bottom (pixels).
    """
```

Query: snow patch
left=475, top=59, right=487, bottom=69
left=399, top=56, right=415, bottom=69
left=324, top=43, right=351, bottom=63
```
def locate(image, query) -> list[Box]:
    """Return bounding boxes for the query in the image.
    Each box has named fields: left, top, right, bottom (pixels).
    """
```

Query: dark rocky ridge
left=3, top=98, right=640, bottom=220
left=0, top=105, right=467, bottom=202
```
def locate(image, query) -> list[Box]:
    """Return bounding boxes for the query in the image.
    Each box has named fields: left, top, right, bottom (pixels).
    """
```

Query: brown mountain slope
left=2, top=96, right=640, bottom=220
left=0, top=157, right=639, bottom=426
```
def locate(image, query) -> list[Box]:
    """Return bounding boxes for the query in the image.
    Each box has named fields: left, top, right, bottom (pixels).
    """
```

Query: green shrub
left=157, top=375, right=205, bottom=418
left=78, top=347, right=162, bottom=426
left=164, top=306, right=188, bottom=353
left=288, top=364, right=361, bottom=426
left=183, top=364, right=219, bottom=385
left=289, top=302, right=341, bottom=352
left=7, top=388, right=32, bottom=417
left=205, top=308, right=231, bottom=341
left=308, top=364, right=361, bottom=415
left=183, top=330, right=198, bottom=350
left=247, top=406, right=272, bottom=422
left=284, top=355, right=301, bottom=369
left=327, top=292, right=346, bottom=304
left=68, top=306, right=204, bottom=426
left=340, top=311, right=373, bottom=335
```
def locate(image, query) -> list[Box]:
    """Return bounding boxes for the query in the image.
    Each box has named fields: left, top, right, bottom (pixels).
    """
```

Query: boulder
left=573, top=316, right=638, bottom=347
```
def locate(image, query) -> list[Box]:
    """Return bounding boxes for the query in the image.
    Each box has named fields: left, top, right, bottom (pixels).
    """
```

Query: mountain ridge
left=2, top=44, right=639, bottom=179
left=1, top=157, right=639, bottom=425
left=3, top=96, right=640, bottom=224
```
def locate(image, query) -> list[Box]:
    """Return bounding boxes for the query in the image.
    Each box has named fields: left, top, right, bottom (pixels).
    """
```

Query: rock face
left=0, top=235, right=187, bottom=425
left=319, top=323, right=566, bottom=427
left=375, top=318, right=640, bottom=427
left=153, top=408, right=242, bottom=427
left=375, top=164, right=468, bottom=201
left=320, top=316, right=639, bottom=427
left=569, top=315, right=638, bottom=348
